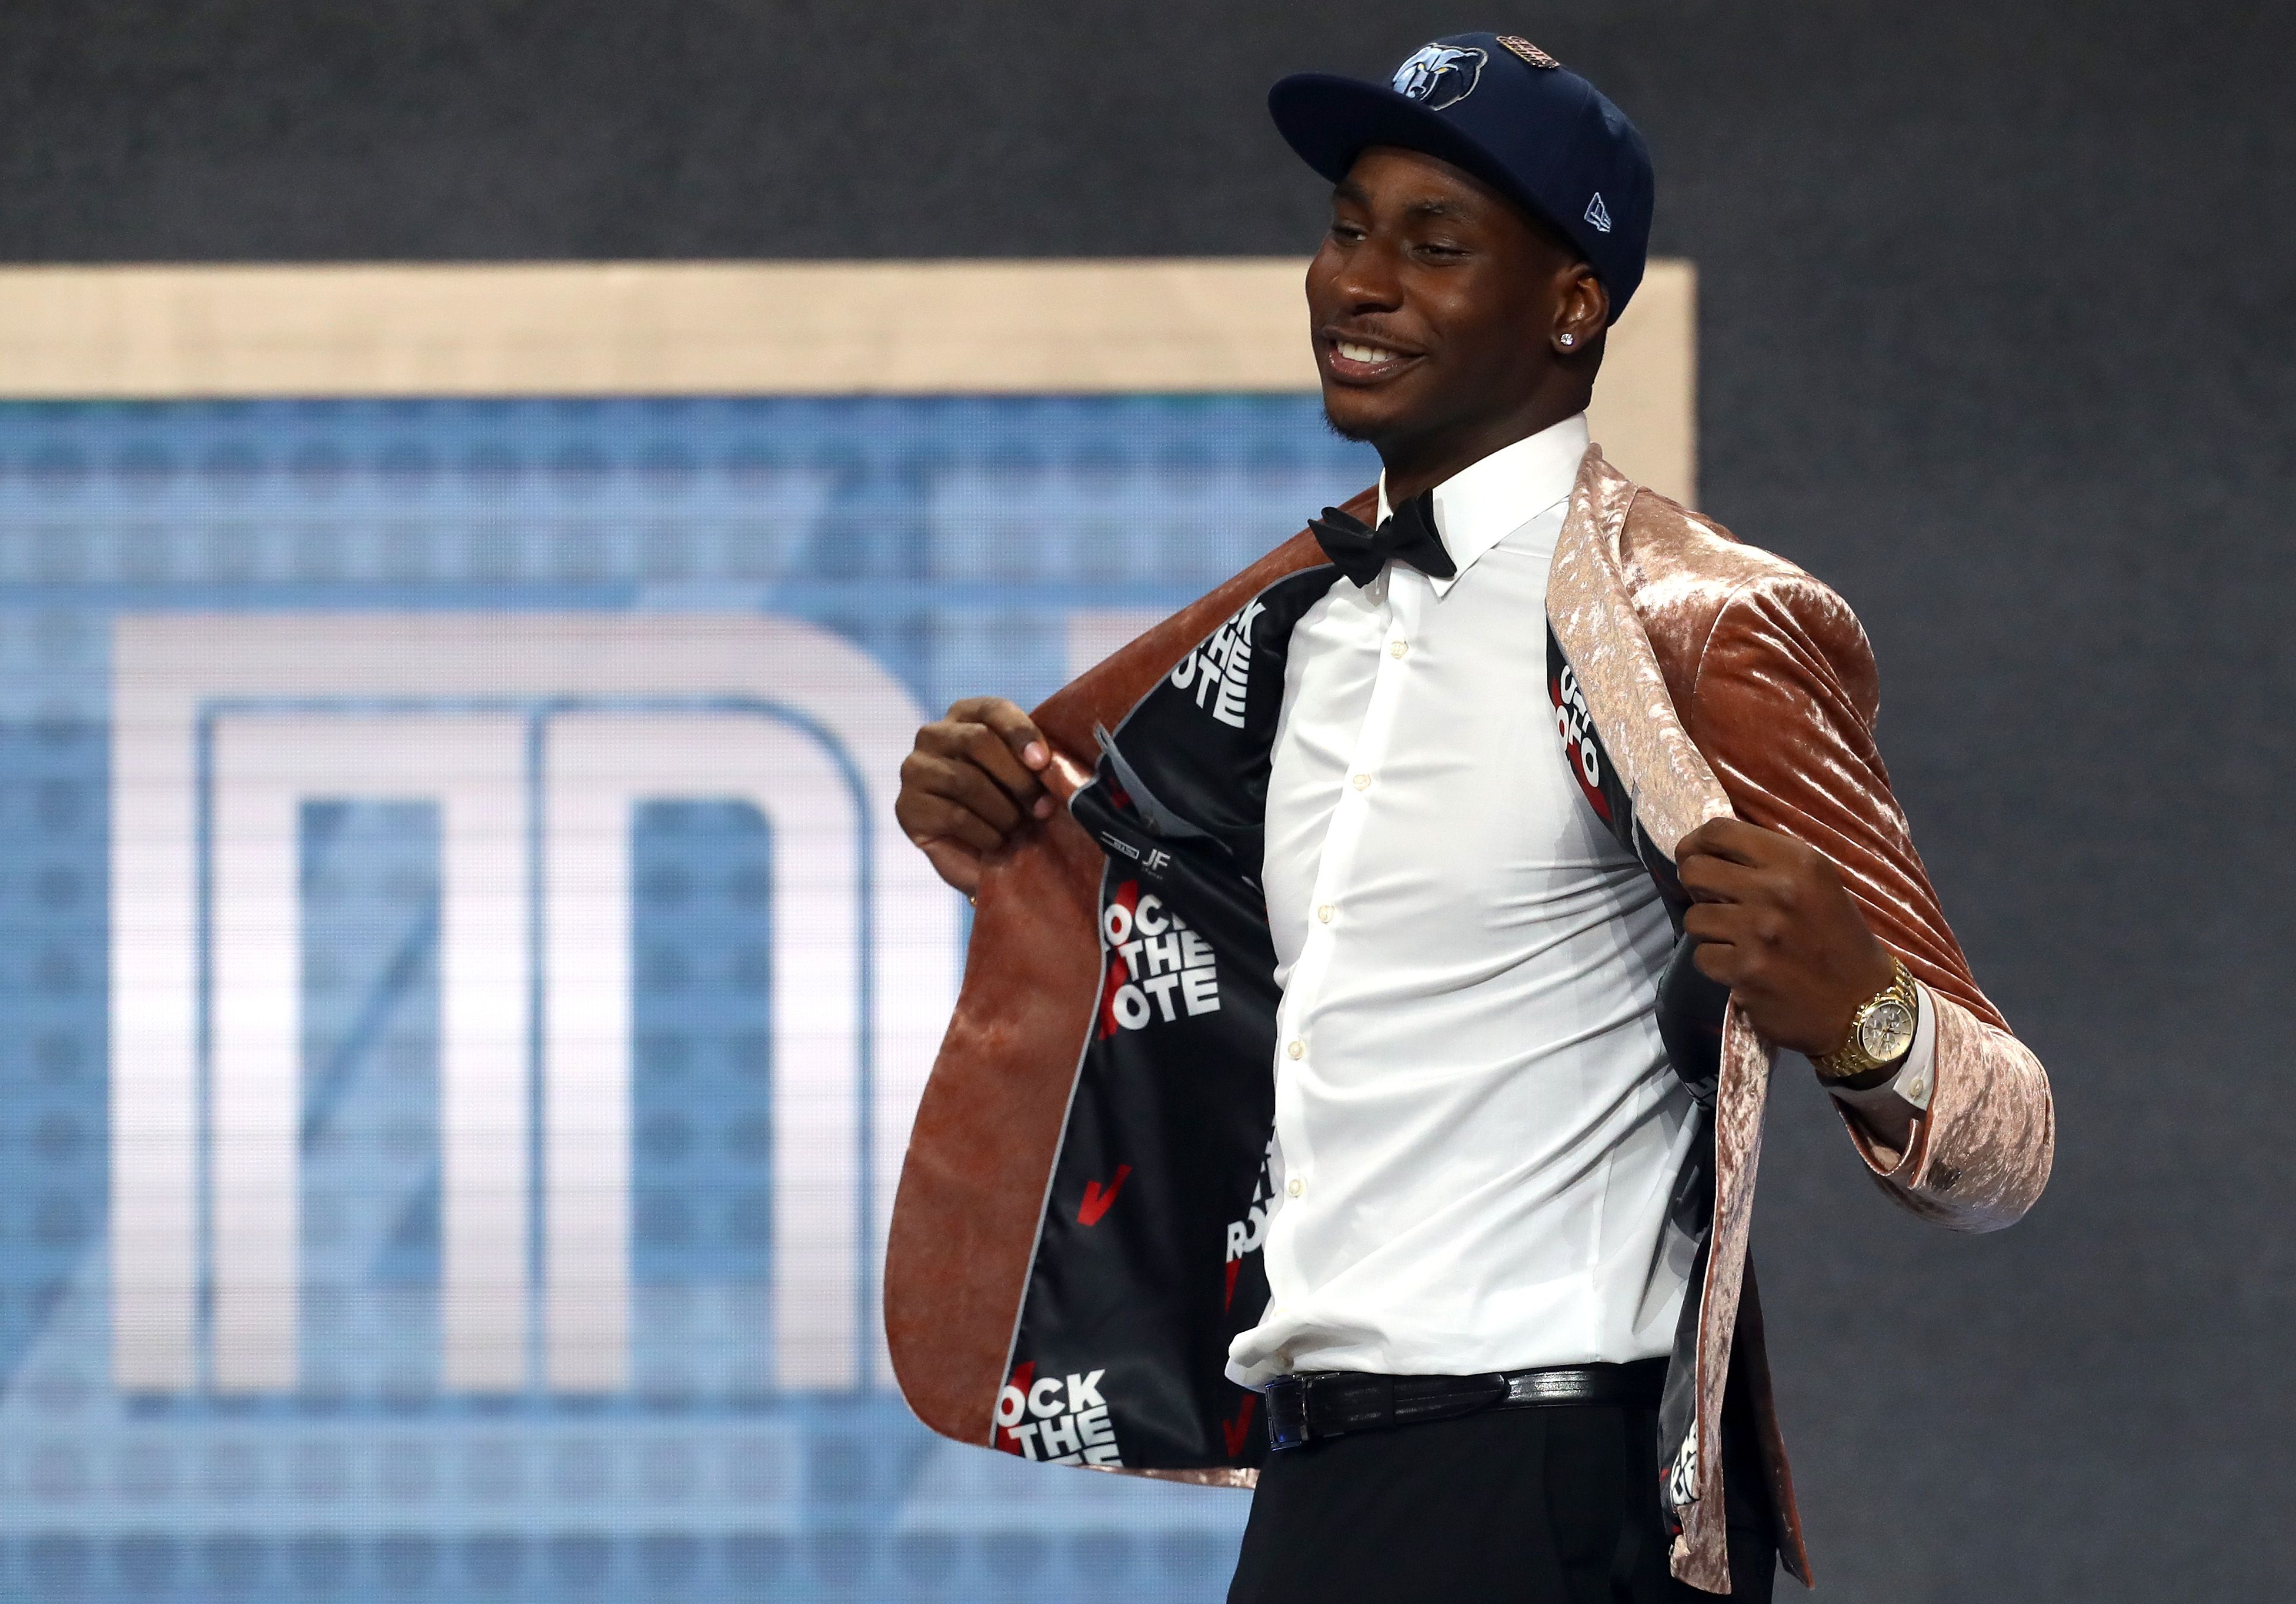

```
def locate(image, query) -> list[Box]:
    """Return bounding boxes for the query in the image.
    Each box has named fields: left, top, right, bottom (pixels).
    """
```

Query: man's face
left=1306, top=145, right=1588, bottom=450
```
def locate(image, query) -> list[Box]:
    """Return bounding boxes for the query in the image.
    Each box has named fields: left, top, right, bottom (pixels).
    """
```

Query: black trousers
left=1226, top=1396, right=1776, bottom=1604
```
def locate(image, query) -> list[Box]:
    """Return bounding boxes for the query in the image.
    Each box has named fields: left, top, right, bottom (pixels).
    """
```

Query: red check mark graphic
left=1222, top=1395, right=1258, bottom=1457
left=1078, top=1165, right=1133, bottom=1227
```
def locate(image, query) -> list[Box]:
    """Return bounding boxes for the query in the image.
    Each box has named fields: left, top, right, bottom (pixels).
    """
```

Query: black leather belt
left=1263, top=1359, right=1666, bottom=1452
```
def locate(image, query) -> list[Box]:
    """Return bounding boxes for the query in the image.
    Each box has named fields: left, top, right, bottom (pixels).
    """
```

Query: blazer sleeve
left=1683, top=570, right=2054, bottom=1232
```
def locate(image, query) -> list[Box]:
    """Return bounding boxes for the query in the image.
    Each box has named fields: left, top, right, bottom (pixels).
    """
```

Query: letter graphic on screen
left=109, top=614, right=956, bottom=1396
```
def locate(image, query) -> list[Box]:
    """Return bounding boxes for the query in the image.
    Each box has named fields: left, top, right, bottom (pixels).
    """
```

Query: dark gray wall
left=8, top=3, right=2294, bottom=1597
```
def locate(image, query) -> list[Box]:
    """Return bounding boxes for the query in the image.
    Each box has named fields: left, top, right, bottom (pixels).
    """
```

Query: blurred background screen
left=0, top=393, right=1387, bottom=1603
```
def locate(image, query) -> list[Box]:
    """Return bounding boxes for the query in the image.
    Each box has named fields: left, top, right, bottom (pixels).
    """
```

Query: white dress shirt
left=1226, top=413, right=1930, bottom=1388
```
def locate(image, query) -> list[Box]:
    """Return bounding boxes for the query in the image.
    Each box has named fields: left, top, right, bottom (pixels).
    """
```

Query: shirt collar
left=1374, top=412, right=1588, bottom=596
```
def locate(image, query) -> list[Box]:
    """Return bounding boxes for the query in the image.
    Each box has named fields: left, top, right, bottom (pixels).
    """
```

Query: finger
left=1692, top=894, right=1791, bottom=946
left=923, top=711, right=1048, bottom=817
left=975, top=699, right=1052, bottom=771
left=902, top=796, right=1006, bottom=858
left=1681, top=903, right=1747, bottom=947
left=900, top=791, right=1007, bottom=857
left=972, top=704, right=1058, bottom=818
left=950, top=697, right=1052, bottom=772
left=1688, top=934, right=1745, bottom=986
left=1674, top=851, right=1767, bottom=904
left=907, top=750, right=1025, bottom=835
left=956, top=723, right=1050, bottom=817
left=1674, top=816, right=1775, bottom=868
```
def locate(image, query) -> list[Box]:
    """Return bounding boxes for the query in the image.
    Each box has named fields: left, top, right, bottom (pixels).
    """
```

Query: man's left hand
left=1675, top=817, right=1895, bottom=1057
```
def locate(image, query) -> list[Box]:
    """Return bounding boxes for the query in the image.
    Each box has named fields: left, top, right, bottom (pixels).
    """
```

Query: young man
left=885, top=33, right=2053, bottom=1600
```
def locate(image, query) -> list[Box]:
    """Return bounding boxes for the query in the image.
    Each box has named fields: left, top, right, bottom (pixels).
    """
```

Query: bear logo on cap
left=1391, top=44, right=1486, bottom=109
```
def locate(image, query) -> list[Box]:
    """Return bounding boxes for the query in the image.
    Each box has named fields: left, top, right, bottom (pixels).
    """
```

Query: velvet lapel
left=883, top=511, right=1359, bottom=1452
left=1547, top=445, right=1784, bottom=1593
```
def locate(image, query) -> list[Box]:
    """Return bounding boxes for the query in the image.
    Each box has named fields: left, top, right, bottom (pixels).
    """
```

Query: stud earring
left=1559, top=333, right=1576, bottom=347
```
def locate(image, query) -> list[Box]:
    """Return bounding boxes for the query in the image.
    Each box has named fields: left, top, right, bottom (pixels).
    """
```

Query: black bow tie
left=1309, top=491, right=1458, bottom=589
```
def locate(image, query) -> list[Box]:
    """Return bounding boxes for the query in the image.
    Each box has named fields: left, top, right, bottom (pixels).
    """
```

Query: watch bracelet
left=1814, top=955, right=1918, bottom=1082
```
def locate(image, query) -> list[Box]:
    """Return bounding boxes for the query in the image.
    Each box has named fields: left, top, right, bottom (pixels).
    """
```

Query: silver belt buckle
left=1503, top=1371, right=1546, bottom=1404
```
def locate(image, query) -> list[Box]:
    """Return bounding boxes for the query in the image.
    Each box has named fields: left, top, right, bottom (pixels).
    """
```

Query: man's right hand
left=896, top=696, right=1056, bottom=897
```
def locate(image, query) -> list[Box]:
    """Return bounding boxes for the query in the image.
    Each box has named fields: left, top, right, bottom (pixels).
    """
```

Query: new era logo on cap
left=1584, top=192, right=1613, bottom=233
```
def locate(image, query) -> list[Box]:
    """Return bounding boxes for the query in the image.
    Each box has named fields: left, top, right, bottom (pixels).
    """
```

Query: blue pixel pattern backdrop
left=0, top=396, right=1374, bottom=1603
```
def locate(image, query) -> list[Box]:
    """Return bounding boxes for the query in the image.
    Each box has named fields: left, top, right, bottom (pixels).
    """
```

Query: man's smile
left=1321, top=330, right=1424, bottom=384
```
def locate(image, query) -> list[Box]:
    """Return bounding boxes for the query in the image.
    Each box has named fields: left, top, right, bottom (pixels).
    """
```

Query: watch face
left=1857, top=998, right=1916, bottom=1063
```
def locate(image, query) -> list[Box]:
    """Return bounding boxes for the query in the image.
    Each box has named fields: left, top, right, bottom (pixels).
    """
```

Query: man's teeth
left=1337, top=341, right=1400, bottom=365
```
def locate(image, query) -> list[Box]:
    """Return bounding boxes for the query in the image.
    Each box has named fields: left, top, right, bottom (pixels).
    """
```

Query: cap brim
left=1268, top=73, right=1567, bottom=243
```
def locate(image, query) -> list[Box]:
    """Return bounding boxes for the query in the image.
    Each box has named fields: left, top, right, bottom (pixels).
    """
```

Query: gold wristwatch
left=1813, top=956, right=1919, bottom=1081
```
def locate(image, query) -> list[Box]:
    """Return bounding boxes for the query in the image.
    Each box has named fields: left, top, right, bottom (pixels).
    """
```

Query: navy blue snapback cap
left=1269, top=32, right=1654, bottom=318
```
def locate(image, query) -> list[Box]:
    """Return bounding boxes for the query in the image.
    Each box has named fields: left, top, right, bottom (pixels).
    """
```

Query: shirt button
left=1389, top=639, right=1409, bottom=659
left=1351, top=773, right=1371, bottom=790
left=1316, top=904, right=1334, bottom=923
left=1286, top=1040, right=1304, bottom=1060
left=1286, top=1177, right=1304, bottom=1198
